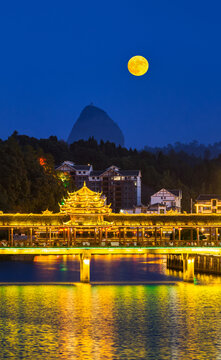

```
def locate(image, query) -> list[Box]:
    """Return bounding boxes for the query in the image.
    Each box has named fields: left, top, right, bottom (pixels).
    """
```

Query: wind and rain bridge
left=1, top=183, right=221, bottom=282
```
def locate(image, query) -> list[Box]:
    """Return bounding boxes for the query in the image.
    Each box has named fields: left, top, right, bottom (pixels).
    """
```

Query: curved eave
left=104, top=213, right=221, bottom=227
left=1, top=213, right=221, bottom=227
left=0, top=214, right=68, bottom=227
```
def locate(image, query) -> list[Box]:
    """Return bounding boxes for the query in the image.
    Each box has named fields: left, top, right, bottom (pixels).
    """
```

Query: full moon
left=128, top=55, right=149, bottom=76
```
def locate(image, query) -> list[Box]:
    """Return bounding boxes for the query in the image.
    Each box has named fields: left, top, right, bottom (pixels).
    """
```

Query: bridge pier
left=80, top=252, right=91, bottom=283
left=167, top=254, right=195, bottom=281
left=183, top=254, right=195, bottom=282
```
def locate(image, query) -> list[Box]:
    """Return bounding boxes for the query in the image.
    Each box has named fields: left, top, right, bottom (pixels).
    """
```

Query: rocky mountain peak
left=67, top=105, right=124, bottom=146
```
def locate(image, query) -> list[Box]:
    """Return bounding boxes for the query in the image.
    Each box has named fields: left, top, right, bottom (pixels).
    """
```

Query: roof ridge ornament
left=42, top=209, right=53, bottom=215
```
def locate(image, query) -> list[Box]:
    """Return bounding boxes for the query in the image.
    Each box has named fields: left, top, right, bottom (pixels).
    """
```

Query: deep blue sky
left=0, top=0, right=221, bottom=148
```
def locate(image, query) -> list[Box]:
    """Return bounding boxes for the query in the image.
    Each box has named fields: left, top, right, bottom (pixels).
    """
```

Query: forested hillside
left=1, top=132, right=221, bottom=212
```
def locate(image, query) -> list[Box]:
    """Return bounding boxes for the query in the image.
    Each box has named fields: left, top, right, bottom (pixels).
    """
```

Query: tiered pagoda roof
left=59, top=182, right=112, bottom=215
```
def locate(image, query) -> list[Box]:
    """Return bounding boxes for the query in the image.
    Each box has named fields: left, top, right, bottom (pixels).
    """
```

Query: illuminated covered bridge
left=1, top=183, right=221, bottom=282
left=0, top=183, right=221, bottom=247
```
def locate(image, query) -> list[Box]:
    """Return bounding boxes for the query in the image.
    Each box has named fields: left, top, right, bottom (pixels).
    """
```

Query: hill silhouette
left=67, top=105, right=124, bottom=146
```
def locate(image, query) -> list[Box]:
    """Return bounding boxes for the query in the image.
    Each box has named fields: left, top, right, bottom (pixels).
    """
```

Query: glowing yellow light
left=83, top=258, right=90, bottom=265
left=128, top=55, right=149, bottom=76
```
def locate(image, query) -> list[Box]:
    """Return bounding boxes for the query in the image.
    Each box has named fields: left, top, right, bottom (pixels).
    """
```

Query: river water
left=0, top=255, right=221, bottom=359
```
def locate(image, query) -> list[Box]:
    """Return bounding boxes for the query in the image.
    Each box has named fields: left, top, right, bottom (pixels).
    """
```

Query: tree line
left=1, top=131, right=221, bottom=213
left=145, top=140, right=221, bottom=159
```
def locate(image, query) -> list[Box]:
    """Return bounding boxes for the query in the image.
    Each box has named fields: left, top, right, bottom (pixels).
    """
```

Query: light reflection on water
left=0, top=256, right=221, bottom=359
left=0, top=254, right=180, bottom=283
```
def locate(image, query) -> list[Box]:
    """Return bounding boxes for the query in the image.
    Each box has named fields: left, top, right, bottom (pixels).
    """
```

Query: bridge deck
left=0, top=247, right=221, bottom=255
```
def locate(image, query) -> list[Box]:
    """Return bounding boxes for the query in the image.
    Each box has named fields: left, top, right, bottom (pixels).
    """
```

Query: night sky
left=0, top=0, right=221, bottom=149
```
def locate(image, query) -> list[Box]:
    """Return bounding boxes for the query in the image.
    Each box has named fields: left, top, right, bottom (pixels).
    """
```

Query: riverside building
left=150, top=188, right=182, bottom=213
left=56, top=161, right=141, bottom=212
left=195, top=194, right=221, bottom=214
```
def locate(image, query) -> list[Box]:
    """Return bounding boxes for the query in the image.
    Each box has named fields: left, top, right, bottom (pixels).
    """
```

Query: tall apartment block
left=56, top=161, right=141, bottom=212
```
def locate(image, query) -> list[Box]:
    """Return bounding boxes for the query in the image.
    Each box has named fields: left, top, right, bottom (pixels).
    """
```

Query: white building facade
left=150, top=188, right=182, bottom=213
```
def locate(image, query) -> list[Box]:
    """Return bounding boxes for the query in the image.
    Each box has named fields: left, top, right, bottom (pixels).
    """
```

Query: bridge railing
left=0, top=238, right=220, bottom=248
left=1, top=225, right=221, bottom=247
